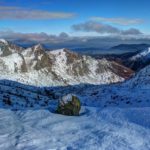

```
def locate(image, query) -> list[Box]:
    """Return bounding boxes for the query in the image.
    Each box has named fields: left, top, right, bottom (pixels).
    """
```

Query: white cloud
left=72, top=21, right=143, bottom=35
left=0, top=6, right=76, bottom=20
left=91, top=17, right=143, bottom=25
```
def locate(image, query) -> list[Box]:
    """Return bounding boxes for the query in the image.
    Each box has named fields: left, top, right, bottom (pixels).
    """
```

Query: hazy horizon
left=1, top=0, right=150, bottom=53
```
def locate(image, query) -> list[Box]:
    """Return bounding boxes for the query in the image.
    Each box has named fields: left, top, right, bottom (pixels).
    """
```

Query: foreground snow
left=0, top=107, right=149, bottom=150
left=0, top=76, right=149, bottom=149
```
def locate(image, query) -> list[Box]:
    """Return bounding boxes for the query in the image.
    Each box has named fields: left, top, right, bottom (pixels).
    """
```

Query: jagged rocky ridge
left=0, top=39, right=133, bottom=86
left=2, top=39, right=149, bottom=109
left=124, top=47, right=150, bottom=71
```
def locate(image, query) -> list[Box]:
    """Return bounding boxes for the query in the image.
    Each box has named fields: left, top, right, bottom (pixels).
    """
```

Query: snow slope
left=0, top=107, right=149, bottom=150
left=77, top=63, right=150, bottom=108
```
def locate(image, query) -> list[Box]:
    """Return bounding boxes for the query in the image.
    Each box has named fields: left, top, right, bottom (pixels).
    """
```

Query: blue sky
left=0, top=0, right=150, bottom=49
left=0, top=0, right=149, bottom=34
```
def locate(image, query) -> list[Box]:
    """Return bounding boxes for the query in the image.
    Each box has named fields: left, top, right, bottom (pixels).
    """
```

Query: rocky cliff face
left=0, top=39, right=134, bottom=86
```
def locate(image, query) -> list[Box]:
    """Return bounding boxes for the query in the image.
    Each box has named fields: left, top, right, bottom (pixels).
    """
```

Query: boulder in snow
left=56, top=94, right=81, bottom=116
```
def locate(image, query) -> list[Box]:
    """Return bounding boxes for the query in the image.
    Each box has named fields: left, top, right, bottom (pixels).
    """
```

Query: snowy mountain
left=0, top=54, right=148, bottom=112
left=0, top=62, right=149, bottom=110
left=0, top=39, right=24, bottom=56
left=110, top=43, right=150, bottom=54
left=130, top=47, right=150, bottom=60
left=0, top=39, right=133, bottom=86
left=124, top=64, right=150, bottom=89
left=124, top=47, right=150, bottom=71
left=92, top=44, right=150, bottom=72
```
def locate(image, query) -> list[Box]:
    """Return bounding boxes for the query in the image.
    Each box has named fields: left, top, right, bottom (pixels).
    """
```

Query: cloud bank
left=0, top=6, right=75, bottom=20
left=0, top=30, right=150, bottom=50
left=72, top=21, right=142, bottom=35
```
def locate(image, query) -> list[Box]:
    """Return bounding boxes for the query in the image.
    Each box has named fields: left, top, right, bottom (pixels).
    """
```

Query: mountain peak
left=33, top=43, right=44, bottom=50
left=0, top=39, right=8, bottom=45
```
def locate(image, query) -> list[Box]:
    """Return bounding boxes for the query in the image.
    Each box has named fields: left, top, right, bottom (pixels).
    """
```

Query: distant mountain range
left=91, top=44, right=150, bottom=71
left=71, top=44, right=150, bottom=55
left=110, top=44, right=150, bottom=53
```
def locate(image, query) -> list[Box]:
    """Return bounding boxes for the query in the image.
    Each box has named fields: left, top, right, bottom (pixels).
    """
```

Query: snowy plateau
left=0, top=39, right=149, bottom=150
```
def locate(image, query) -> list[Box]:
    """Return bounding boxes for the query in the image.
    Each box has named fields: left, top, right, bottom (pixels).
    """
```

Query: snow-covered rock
left=56, top=94, right=81, bottom=116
